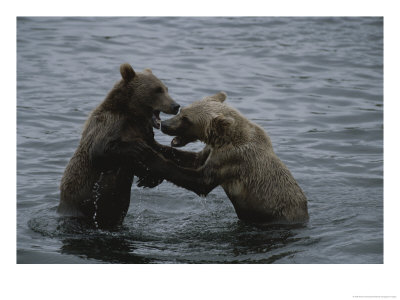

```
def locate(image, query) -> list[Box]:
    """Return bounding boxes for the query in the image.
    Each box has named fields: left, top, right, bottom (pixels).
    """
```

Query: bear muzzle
left=160, top=119, right=174, bottom=135
left=170, top=103, right=180, bottom=115
left=152, top=103, right=180, bottom=129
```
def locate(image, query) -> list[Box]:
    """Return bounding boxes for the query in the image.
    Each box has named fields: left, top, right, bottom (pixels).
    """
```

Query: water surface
left=17, top=17, right=383, bottom=263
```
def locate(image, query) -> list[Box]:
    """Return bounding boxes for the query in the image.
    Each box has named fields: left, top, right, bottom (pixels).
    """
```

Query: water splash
left=91, top=172, right=104, bottom=229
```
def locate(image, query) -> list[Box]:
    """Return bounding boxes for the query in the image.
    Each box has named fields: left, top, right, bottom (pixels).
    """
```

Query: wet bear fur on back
left=58, top=63, right=192, bottom=228
left=139, top=92, right=309, bottom=223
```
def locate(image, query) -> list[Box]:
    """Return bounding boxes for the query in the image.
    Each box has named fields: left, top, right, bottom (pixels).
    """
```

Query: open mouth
left=171, top=136, right=195, bottom=148
left=152, top=110, right=161, bottom=129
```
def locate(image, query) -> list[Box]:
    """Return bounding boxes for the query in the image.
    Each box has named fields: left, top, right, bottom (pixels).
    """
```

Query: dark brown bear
left=58, top=63, right=200, bottom=228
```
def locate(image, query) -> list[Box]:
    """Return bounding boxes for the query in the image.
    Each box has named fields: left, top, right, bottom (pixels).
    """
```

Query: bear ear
left=144, top=68, right=153, bottom=74
left=216, top=92, right=227, bottom=102
left=207, top=91, right=227, bottom=103
left=120, top=63, right=136, bottom=82
left=212, top=114, right=234, bottom=135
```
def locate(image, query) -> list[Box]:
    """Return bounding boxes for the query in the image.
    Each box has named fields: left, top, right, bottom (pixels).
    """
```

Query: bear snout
left=171, top=103, right=180, bottom=115
left=161, top=119, right=175, bottom=135
left=160, top=120, right=170, bottom=133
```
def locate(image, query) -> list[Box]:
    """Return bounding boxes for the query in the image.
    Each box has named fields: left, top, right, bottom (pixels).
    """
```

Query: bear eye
left=182, top=116, right=191, bottom=123
left=155, top=87, right=164, bottom=93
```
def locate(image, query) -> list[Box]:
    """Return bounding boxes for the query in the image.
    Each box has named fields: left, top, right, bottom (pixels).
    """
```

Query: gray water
left=17, top=17, right=383, bottom=263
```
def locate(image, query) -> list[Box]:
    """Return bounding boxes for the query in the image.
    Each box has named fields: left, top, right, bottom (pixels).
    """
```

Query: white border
left=3, top=1, right=399, bottom=299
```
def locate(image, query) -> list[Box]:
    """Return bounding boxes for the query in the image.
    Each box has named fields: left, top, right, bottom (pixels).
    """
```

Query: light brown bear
left=58, top=63, right=200, bottom=228
left=136, top=92, right=309, bottom=223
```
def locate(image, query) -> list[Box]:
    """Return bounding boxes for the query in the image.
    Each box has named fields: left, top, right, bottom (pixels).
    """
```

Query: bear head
left=161, top=91, right=235, bottom=147
left=119, top=63, right=180, bottom=129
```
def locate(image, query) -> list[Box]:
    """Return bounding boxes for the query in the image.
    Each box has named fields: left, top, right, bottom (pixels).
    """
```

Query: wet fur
left=58, top=64, right=194, bottom=228
left=138, top=92, right=309, bottom=223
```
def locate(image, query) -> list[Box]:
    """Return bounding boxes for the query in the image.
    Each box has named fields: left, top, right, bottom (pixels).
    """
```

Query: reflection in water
left=226, top=223, right=305, bottom=264
left=29, top=215, right=151, bottom=263
left=28, top=212, right=312, bottom=263
left=60, top=237, right=151, bottom=264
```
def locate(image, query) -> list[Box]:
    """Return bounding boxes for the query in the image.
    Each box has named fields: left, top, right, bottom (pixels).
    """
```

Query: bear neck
left=203, top=126, right=240, bottom=148
left=101, top=83, right=131, bottom=111
left=204, top=137, right=229, bottom=149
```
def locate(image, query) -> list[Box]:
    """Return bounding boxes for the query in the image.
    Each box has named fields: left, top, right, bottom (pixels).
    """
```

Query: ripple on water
left=17, top=17, right=383, bottom=264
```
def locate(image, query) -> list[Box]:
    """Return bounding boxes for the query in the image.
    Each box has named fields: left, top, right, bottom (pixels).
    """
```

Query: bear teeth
left=152, top=110, right=161, bottom=129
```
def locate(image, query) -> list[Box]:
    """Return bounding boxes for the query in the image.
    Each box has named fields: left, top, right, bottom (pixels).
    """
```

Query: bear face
left=161, top=92, right=235, bottom=147
left=119, top=64, right=180, bottom=129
